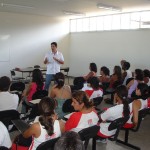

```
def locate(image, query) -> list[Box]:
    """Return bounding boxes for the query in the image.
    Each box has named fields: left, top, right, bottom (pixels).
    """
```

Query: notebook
left=12, top=119, right=30, bottom=133
left=29, top=99, right=41, bottom=104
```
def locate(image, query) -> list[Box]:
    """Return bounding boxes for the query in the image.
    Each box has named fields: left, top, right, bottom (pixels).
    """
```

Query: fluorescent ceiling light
left=1, top=3, right=34, bottom=9
left=63, top=11, right=85, bottom=16
left=97, top=3, right=121, bottom=12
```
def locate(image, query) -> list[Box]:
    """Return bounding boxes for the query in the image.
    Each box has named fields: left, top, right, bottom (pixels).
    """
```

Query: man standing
left=44, top=42, right=64, bottom=90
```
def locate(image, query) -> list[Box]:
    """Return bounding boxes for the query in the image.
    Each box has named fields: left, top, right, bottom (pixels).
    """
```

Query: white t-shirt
left=44, top=51, right=64, bottom=74
left=123, top=70, right=132, bottom=85
left=0, top=121, right=12, bottom=148
left=0, top=91, right=19, bottom=111
left=29, top=120, right=61, bottom=150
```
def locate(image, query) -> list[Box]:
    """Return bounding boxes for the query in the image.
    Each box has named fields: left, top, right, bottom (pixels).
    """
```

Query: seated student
left=109, top=66, right=122, bottom=89
left=0, top=121, right=12, bottom=149
left=132, top=83, right=150, bottom=126
left=22, top=69, right=44, bottom=101
left=50, top=72, right=72, bottom=119
left=97, top=85, right=131, bottom=142
left=0, top=76, right=19, bottom=111
left=83, top=77, right=103, bottom=99
left=83, top=62, right=97, bottom=81
left=127, top=69, right=144, bottom=98
left=54, top=131, right=84, bottom=150
left=99, top=66, right=110, bottom=83
left=65, top=91, right=99, bottom=132
left=22, top=97, right=64, bottom=150
left=143, top=69, right=150, bottom=86
left=122, top=61, right=132, bottom=85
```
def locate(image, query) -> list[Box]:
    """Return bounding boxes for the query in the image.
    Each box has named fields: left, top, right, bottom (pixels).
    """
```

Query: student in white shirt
left=44, top=42, right=64, bottom=91
left=0, top=76, right=19, bottom=111
left=0, top=121, right=12, bottom=148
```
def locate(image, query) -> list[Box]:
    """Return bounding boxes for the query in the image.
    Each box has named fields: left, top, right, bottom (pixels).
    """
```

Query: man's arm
left=53, top=57, right=64, bottom=64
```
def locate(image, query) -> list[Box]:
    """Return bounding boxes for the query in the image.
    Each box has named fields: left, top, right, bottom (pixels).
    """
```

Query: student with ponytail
left=132, top=83, right=150, bottom=126
left=65, top=91, right=99, bottom=132
left=97, top=85, right=130, bottom=142
left=23, top=97, right=63, bottom=150
left=50, top=72, right=71, bottom=118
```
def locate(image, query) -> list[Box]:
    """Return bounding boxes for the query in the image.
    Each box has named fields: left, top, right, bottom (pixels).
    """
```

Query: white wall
left=69, top=30, right=150, bottom=77
left=0, top=12, right=70, bottom=77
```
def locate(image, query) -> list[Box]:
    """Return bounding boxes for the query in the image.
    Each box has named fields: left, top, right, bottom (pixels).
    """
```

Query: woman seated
left=127, top=69, right=144, bottom=98
left=132, top=83, right=150, bottom=126
left=99, top=66, right=110, bottom=83
left=22, top=69, right=44, bottom=101
left=22, top=97, right=63, bottom=150
left=83, top=62, right=97, bottom=81
left=65, top=91, right=99, bottom=132
left=109, top=66, right=122, bottom=89
left=97, top=85, right=131, bottom=142
left=143, top=69, right=150, bottom=86
left=122, top=61, right=132, bottom=85
left=50, top=72, right=72, bottom=119
left=84, top=77, right=103, bottom=100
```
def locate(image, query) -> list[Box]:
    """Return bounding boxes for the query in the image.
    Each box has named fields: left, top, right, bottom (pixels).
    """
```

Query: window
left=70, top=10, right=150, bottom=33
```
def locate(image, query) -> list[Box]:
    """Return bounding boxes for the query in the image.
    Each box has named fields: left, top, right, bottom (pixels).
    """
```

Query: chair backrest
left=34, top=65, right=40, bottom=68
left=0, top=109, right=20, bottom=129
left=64, top=67, right=69, bottom=73
left=10, top=82, right=25, bottom=92
left=93, top=96, right=103, bottom=107
left=78, top=125, right=100, bottom=150
left=32, top=90, right=48, bottom=100
left=132, top=108, right=150, bottom=132
left=36, top=137, right=59, bottom=150
left=62, top=99, right=75, bottom=113
left=108, top=117, right=129, bottom=141
left=10, top=70, right=16, bottom=76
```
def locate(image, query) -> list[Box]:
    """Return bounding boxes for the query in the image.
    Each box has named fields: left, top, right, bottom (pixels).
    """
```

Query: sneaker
left=96, top=138, right=107, bottom=144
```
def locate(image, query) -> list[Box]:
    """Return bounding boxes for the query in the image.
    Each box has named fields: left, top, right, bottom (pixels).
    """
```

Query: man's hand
left=44, top=57, right=48, bottom=64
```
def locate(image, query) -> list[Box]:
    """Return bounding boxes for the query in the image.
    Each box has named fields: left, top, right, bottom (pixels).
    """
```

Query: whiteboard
left=0, top=34, right=10, bottom=61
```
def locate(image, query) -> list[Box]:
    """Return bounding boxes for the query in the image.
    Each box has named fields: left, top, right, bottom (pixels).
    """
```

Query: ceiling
left=0, top=0, right=150, bottom=19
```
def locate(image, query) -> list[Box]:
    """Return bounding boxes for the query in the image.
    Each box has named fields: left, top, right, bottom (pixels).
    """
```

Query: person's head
left=136, top=83, right=149, bottom=100
left=135, top=69, right=144, bottom=81
left=120, top=60, right=126, bottom=67
left=54, top=131, right=84, bottom=150
left=88, top=77, right=100, bottom=90
left=122, top=62, right=130, bottom=71
left=54, top=72, right=65, bottom=89
left=114, top=85, right=130, bottom=119
left=89, top=63, right=97, bottom=73
left=100, top=66, right=110, bottom=76
left=38, top=97, right=56, bottom=136
left=32, top=69, right=44, bottom=90
left=143, top=69, right=150, bottom=78
left=51, top=42, right=57, bottom=52
left=0, top=76, right=11, bottom=91
left=72, top=91, right=93, bottom=111
left=113, top=66, right=122, bottom=80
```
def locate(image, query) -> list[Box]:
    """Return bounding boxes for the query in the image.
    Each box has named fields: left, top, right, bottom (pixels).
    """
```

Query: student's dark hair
left=0, top=76, right=11, bottom=91
left=90, top=62, right=97, bottom=73
left=115, top=85, right=130, bottom=120
left=0, top=146, right=9, bottom=150
left=123, top=62, right=130, bottom=70
left=143, top=69, right=150, bottom=78
left=32, top=69, right=44, bottom=91
left=72, top=91, right=93, bottom=108
left=89, top=77, right=100, bottom=90
left=54, top=72, right=65, bottom=89
left=101, top=66, right=110, bottom=76
left=38, top=97, right=56, bottom=136
left=137, top=83, right=149, bottom=100
left=51, top=42, right=57, bottom=47
left=135, top=69, right=144, bottom=81
left=54, top=131, right=84, bottom=150
left=114, top=66, right=122, bottom=81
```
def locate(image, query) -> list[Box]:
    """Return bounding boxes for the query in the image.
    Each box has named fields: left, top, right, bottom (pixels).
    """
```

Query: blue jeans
left=44, top=74, right=54, bottom=91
